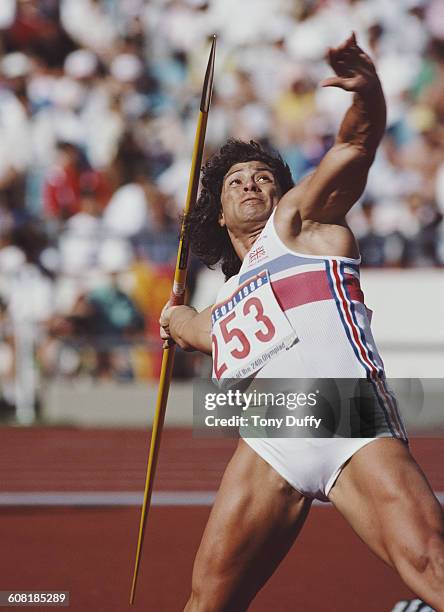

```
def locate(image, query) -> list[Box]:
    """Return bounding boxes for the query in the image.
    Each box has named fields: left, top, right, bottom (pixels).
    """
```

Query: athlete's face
left=219, top=161, right=281, bottom=229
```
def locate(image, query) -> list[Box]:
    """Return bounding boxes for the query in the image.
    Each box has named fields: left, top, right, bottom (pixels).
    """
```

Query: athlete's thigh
left=328, top=438, right=444, bottom=566
left=190, top=439, right=312, bottom=610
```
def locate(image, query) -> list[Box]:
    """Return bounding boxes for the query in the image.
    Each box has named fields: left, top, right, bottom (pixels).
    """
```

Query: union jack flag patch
left=248, top=245, right=266, bottom=264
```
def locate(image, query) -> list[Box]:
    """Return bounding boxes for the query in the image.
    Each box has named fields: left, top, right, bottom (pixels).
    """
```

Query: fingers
left=332, top=31, right=357, bottom=55
left=325, top=32, right=377, bottom=87
left=328, top=45, right=359, bottom=67
left=159, top=301, right=181, bottom=348
left=326, top=49, right=356, bottom=76
left=159, top=300, right=173, bottom=344
left=326, top=48, right=343, bottom=74
left=323, top=32, right=379, bottom=93
left=159, top=300, right=172, bottom=326
left=320, top=76, right=351, bottom=90
left=344, top=31, right=357, bottom=50
left=160, top=321, right=175, bottom=348
left=160, top=317, right=175, bottom=348
left=327, top=31, right=364, bottom=62
left=357, top=51, right=376, bottom=70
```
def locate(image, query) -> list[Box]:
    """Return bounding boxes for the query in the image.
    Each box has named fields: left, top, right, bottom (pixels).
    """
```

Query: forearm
left=336, top=80, right=386, bottom=159
left=284, top=34, right=386, bottom=223
left=288, top=82, right=386, bottom=222
left=169, top=305, right=212, bottom=354
left=169, top=306, right=199, bottom=350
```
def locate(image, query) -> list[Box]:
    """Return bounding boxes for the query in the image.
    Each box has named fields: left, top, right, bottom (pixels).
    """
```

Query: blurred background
left=0, top=0, right=442, bottom=427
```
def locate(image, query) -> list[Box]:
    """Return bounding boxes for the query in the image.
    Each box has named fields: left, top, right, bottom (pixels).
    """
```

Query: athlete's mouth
left=241, top=196, right=264, bottom=204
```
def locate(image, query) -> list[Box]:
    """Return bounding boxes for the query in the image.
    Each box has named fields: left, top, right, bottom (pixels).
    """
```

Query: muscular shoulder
left=273, top=174, right=311, bottom=242
left=274, top=176, right=359, bottom=258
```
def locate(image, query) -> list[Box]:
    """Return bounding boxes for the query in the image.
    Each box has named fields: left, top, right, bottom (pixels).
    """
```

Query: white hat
left=64, top=49, right=98, bottom=79
left=110, top=54, right=143, bottom=82
left=39, top=247, right=60, bottom=273
left=52, top=76, right=84, bottom=109
left=1, top=52, right=31, bottom=78
left=98, top=238, right=134, bottom=273
left=0, top=245, right=26, bottom=273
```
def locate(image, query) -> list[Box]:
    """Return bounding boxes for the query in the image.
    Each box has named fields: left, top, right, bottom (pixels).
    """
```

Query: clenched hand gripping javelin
left=129, top=35, right=216, bottom=605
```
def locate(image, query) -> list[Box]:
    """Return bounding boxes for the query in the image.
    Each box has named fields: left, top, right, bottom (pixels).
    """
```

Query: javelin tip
left=200, top=35, right=216, bottom=113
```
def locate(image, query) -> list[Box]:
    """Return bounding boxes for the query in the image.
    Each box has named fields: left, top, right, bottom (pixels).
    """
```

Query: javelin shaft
left=129, top=343, right=175, bottom=605
left=129, top=36, right=216, bottom=605
left=171, top=111, right=209, bottom=304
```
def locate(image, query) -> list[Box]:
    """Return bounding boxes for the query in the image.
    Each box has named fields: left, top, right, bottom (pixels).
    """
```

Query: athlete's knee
left=184, top=579, right=228, bottom=612
left=184, top=590, right=209, bottom=612
left=183, top=588, right=209, bottom=612
left=396, top=531, right=444, bottom=585
left=184, top=556, right=224, bottom=612
left=186, top=558, right=251, bottom=612
left=423, top=533, right=444, bottom=583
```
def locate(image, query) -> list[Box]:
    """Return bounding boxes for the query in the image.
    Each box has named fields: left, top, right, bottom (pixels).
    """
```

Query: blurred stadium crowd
left=0, top=0, right=443, bottom=412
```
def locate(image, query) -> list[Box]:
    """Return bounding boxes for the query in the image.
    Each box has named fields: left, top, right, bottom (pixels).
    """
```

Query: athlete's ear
left=218, top=208, right=226, bottom=227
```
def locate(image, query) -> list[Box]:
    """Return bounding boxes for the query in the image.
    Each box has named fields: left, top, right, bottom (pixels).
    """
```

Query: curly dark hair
left=186, top=139, right=294, bottom=279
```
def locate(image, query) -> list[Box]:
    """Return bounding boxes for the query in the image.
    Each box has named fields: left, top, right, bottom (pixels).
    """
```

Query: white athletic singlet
left=211, top=209, right=408, bottom=502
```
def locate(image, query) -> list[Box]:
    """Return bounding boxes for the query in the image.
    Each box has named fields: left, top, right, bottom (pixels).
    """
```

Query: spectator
left=43, top=141, right=109, bottom=222
left=102, top=165, right=158, bottom=238
left=400, top=192, right=442, bottom=266
left=50, top=267, right=144, bottom=380
left=2, top=0, right=75, bottom=66
left=58, top=187, right=104, bottom=274
left=357, top=199, right=390, bottom=268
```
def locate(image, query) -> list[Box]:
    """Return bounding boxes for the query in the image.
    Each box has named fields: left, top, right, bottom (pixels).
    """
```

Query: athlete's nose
left=243, top=178, right=260, bottom=192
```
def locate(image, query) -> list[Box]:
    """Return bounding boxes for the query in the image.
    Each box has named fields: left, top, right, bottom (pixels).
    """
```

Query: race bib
left=211, top=270, right=298, bottom=386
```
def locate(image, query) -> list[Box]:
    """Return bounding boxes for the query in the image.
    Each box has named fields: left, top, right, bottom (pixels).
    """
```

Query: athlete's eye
left=229, top=178, right=241, bottom=186
left=257, top=175, right=272, bottom=183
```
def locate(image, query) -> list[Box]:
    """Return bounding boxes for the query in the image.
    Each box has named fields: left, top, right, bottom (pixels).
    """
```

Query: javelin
left=129, top=35, right=216, bottom=605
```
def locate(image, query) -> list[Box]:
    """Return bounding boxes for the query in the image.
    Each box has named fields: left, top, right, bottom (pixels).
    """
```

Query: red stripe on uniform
left=331, top=261, right=377, bottom=375
left=344, top=274, right=364, bottom=303
left=373, top=373, right=405, bottom=439
left=272, top=270, right=364, bottom=311
left=330, top=261, right=404, bottom=439
left=271, top=270, right=332, bottom=310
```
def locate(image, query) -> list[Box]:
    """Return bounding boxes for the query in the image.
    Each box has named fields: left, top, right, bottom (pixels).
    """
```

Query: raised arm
left=160, top=303, right=212, bottom=355
left=277, top=33, right=386, bottom=226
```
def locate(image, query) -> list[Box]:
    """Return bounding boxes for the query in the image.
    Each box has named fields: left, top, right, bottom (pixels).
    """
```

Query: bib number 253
left=212, top=296, right=275, bottom=379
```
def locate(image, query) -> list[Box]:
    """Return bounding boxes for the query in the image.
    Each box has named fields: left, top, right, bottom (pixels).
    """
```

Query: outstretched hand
left=321, top=32, right=379, bottom=93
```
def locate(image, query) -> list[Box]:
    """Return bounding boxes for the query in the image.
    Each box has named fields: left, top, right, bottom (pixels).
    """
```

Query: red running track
left=0, top=427, right=442, bottom=612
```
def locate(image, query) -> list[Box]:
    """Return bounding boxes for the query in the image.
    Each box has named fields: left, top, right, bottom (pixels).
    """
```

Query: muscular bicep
left=302, top=143, right=370, bottom=221
left=278, top=144, right=370, bottom=226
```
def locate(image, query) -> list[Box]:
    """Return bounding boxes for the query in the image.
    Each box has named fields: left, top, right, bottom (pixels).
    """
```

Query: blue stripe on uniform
left=325, top=261, right=371, bottom=375
left=239, top=253, right=325, bottom=284
left=339, top=263, right=407, bottom=439
left=378, top=377, right=408, bottom=440
left=339, top=263, right=383, bottom=377
left=326, top=261, right=398, bottom=438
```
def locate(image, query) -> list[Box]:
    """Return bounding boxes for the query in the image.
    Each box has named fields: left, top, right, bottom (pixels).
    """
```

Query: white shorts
left=243, top=435, right=398, bottom=502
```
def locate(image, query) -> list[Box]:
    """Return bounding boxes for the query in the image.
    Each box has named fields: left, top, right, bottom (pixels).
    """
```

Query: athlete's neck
left=227, top=224, right=264, bottom=261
